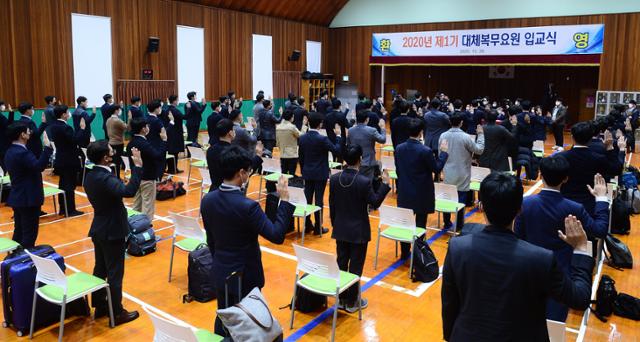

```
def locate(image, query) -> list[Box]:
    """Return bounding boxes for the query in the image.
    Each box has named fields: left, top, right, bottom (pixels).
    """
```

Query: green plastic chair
left=290, top=244, right=361, bottom=342
left=257, top=157, right=293, bottom=201
left=288, top=187, right=322, bottom=244
left=187, top=146, right=207, bottom=185
left=434, top=183, right=466, bottom=235
left=26, top=250, right=114, bottom=341
left=43, top=186, right=68, bottom=217
left=373, top=205, right=426, bottom=278
left=144, top=306, right=223, bottom=342
left=0, top=237, right=20, bottom=254
left=167, top=212, right=207, bottom=282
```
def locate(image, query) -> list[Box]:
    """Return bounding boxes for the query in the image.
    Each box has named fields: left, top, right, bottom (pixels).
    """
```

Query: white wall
left=252, top=34, right=273, bottom=99
left=306, top=41, right=322, bottom=73
left=331, top=0, right=640, bottom=28
left=177, top=26, right=205, bottom=103
left=71, top=14, right=113, bottom=106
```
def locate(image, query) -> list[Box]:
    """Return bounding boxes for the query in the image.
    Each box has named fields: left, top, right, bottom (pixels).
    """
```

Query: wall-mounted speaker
left=288, top=49, right=301, bottom=61
left=147, top=37, right=160, bottom=53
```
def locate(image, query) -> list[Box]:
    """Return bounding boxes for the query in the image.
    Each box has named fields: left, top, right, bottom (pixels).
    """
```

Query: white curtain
left=252, top=34, right=273, bottom=98
left=306, top=40, right=322, bottom=73
left=177, top=26, right=206, bottom=103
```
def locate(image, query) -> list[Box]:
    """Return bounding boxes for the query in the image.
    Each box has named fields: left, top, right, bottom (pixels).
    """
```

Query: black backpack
left=605, top=234, right=633, bottom=269
left=610, top=194, right=631, bottom=235
left=591, top=274, right=617, bottom=322
left=411, top=238, right=439, bottom=283
left=613, top=293, right=640, bottom=320
left=281, top=275, right=327, bottom=313
left=183, top=244, right=216, bottom=303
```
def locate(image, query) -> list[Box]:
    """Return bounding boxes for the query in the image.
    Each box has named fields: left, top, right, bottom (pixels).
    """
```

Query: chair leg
left=257, top=177, right=263, bottom=201
left=301, top=222, right=306, bottom=245
left=105, top=286, right=115, bottom=328
left=408, top=239, right=415, bottom=279
left=374, top=232, right=381, bottom=270
left=29, top=283, right=38, bottom=339
left=53, top=196, right=57, bottom=215
left=331, top=289, right=339, bottom=342
left=319, top=209, right=323, bottom=237
left=62, top=193, right=69, bottom=218
left=289, top=278, right=298, bottom=329
left=168, top=240, right=176, bottom=282
left=357, top=282, right=362, bottom=320
left=187, top=162, right=192, bottom=185
left=394, top=241, right=398, bottom=258
left=58, top=296, right=67, bottom=342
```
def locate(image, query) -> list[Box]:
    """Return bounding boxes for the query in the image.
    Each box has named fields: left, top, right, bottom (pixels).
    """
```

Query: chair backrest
left=144, top=306, right=199, bottom=342
left=378, top=205, right=416, bottom=230
left=533, top=140, right=545, bottom=152
left=0, top=165, right=4, bottom=177
left=25, top=250, right=67, bottom=291
left=546, top=319, right=566, bottom=342
left=197, top=167, right=212, bottom=186
left=288, top=187, right=308, bottom=206
left=169, top=212, right=206, bottom=242
left=121, top=156, right=130, bottom=171
left=381, top=156, right=395, bottom=171
left=292, top=244, right=340, bottom=284
left=470, top=166, right=491, bottom=182
left=261, top=157, right=281, bottom=173
left=434, top=183, right=459, bottom=202
left=187, top=146, right=206, bottom=161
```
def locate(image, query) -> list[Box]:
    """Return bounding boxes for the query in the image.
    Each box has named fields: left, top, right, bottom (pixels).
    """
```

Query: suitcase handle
left=224, top=270, right=243, bottom=308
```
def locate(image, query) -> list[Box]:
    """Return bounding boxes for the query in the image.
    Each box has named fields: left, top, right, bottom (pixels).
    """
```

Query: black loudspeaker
left=288, top=50, right=301, bottom=61
left=147, top=37, right=160, bottom=53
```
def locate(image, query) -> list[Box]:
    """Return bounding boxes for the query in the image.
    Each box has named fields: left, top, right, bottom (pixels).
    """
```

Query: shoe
left=40, top=210, right=47, bottom=216
left=175, top=169, right=184, bottom=174
left=551, top=146, right=558, bottom=150
left=345, top=298, right=368, bottom=313
left=556, top=147, right=564, bottom=152
left=400, top=253, right=410, bottom=260
left=442, top=222, right=453, bottom=230
left=314, top=227, right=329, bottom=235
left=67, top=210, right=84, bottom=217
left=114, top=309, right=139, bottom=326
left=304, top=225, right=315, bottom=233
left=94, top=307, right=110, bottom=319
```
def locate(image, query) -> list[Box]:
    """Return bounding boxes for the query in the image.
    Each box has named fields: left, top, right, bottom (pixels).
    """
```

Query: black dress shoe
left=40, top=210, right=47, bottom=216
left=67, top=210, right=84, bottom=217
left=114, top=309, right=139, bottom=326
left=94, top=307, right=110, bottom=319
left=313, top=227, right=329, bottom=235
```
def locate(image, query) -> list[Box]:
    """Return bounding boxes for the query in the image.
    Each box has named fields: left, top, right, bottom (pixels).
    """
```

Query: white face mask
left=555, top=101, right=561, bottom=106
left=629, top=104, right=635, bottom=109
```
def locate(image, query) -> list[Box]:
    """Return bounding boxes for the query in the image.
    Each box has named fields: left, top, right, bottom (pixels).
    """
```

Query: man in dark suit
left=207, top=101, right=224, bottom=146
left=299, top=112, right=342, bottom=235
left=478, top=110, right=518, bottom=172
left=73, top=96, right=96, bottom=132
left=184, top=91, right=206, bottom=147
left=0, top=102, right=15, bottom=170
left=516, top=100, right=535, bottom=149
left=325, top=99, right=351, bottom=158
left=4, top=123, right=53, bottom=248
left=559, top=122, right=625, bottom=215
left=201, top=146, right=294, bottom=336
left=165, top=95, right=185, bottom=174
left=467, top=99, right=484, bottom=135
left=550, top=98, right=567, bottom=150
left=442, top=173, right=595, bottom=341
left=145, top=100, right=170, bottom=180
left=395, top=119, right=448, bottom=259
left=17, top=102, right=48, bottom=158
left=424, top=98, right=451, bottom=153
left=100, top=94, right=115, bottom=137
left=293, top=97, right=309, bottom=130
left=127, top=96, right=143, bottom=121
left=84, top=140, right=142, bottom=326
left=207, top=119, right=234, bottom=191
left=315, top=90, right=331, bottom=115
left=256, top=99, right=281, bottom=153
left=43, top=96, right=57, bottom=126
left=330, top=145, right=390, bottom=312
left=390, top=101, right=412, bottom=148
left=50, top=105, right=87, bottom=216
left=515, top=155, right=609, bottom=321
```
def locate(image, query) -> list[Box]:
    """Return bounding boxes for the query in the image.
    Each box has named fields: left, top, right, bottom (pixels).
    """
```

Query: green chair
left=381, top=155, right=397, bottom=192
left=167, top=212, right=207, bottom=282
left=144, top=305, right=223, bottom=342
left=290, top=244, right=361, bottom=342
left=373, top=205, right=426, bottom=278
left=288, top=187, right=322, bottom=244
left=0, top=166, right=10, bottom=204
left=26, top=250, right=114, bottom=341
left=0, top=238, right=20, bottom=254
left=532, top=140, right=545, bottom=158
left=257, top=157, right=293, bottom=201
left=434, top=183, right=466, bottom=235
left=469, top=166, right=491, bottom=205
left=43, top=186, right=68, bottom=218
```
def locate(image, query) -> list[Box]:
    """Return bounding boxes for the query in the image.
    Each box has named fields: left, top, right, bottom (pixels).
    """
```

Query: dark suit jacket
left=315, top=98, right=331, bottom=115
left=552, top=105, right=567, bottom=125
left=531, top=114, right=551, bottom=141
left=293, top=106, right=308, bottom=130
left=44, top=105, right=56, bottom=127
left=85, top=166, right=142, bottom=240
left=146, top=114, right=167, bottom=151
left=424, top=109, right=451, bottom=151
left=185, top=101, right=206, bottom=126
left=166, top=105, right=185, bottom=154
left=467, top=108, right=484, bottom=135
left=49, top=119, right=85, bottom=170
left=559, top=146, right=623, bottom=214
left=4, top=144, right=53, bottom=207
left=0, top=111, right=16, bottom=159
left=18, top=116, right=48, bottom=158
left=516, top=112, right=535, bottom=148
left=201, top=185, right=295, bottom=292
left=72, top=106, right=96, bottom=132
left=442, top=226, right=594, bottom=342
left=395, top=139, right=447, bottom=214
left=100, top=103, right=113, bottom=134
left=329, top=169, right=390, bottom=243
left=366, top=110, right=382, bottom=133
left=478, top=123, right=517, bottom=172
left=324, top=110, right=351, bottom=146
left=126, top=135, right=163, bottom=181
left=206, top=140, right=230, bottom=191
left=391, top=115, right=411, bottom=148
left=298, top=130, right=341, bottom=181
left=257, top=108, right=281, bottom=141
left=207, top=111, right=224, bottom=145
left=129, top=105, right=144, bottom=119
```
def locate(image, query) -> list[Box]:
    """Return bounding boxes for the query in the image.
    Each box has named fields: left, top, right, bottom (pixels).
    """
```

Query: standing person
left=127, top=96, right=143, bottom=121
left=106, top=104, right=127, bottom=179
left=207, top=119, right=234, bottom=192
left=201, top=146, right=294, bottom=336
left=184, top=91, right=206, bottom=147
left=228, top=90, right=243, bottom=110
left=373, top=95, right=387, bottom=120
left=230, top=109, right=258, bottom=155
left=0, top=101, right=14, bottom=170
left=441, top=173, right=594, bottom=342
left=100, top=94, right=115, bottom=137
left=347, top=111, right=386, bottom=181
left=49, top=105, right=87, bottom=217
left=551, top=98, right=567, bottom=150
left=391, top=101, right=412, bottom=148
left=329, top=145, right=391, bottom=312
left=298, top=112, right=342, bottom=235
left=424, top=98, right=451, bottom=155
left=17, top=102, right=48, bottom=158
left=395, top=119, right=448, bottom=259
left=478, top=110, right=518, bottom=172
left=531, top=105, right=552, bottom=142
left=439, top=113, right=484, bottom=231
left=85, top=140, right=142, bottom=325
left=293, top=97, right=308, bottom=130
left=628, top=100, right=639, bottom=152
left=145, top=100, right=170, bottom=180
left=325, top=99, right=351, bottom=158
left=315, top=90, right=331, bottom=115
left=43, top=96, right=57, bottom=125
left=207, top=101, right=224, bottom=146
left=252, top=93, right=265, bottom=118
left=165, top=95, right=186, bottom=173
left=126, top=117, right=164, bottom=220
left=516, top=100, right=535, bottom=149
left=73, top=96, right=96, bottom=132
left=276, top=110, right=307, bottom=176
left=257, top=100, right=281, bottom=153
left=4, top=123, right=53, bottom=248
left=219, top=96, right=231, bottom=119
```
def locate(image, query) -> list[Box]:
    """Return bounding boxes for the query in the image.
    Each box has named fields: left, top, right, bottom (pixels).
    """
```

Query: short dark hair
left=18, top=102, right=33, bottom=114
left=219, top=96, right=228, bottom=103
left=357, top=92, right=366, bottom=101
left=571, top=121, right=594, bottom=145
left=54, top=105, right=69, bottom=119
left=87, top=140, right=111, bottom=164
left=229, top=109, right=242, bottom=122
left=308, top=112, right=324, bottom=129
left=479, top=173, right=523, bottom=227
left=508, top=105, right=522, bottom=116
left=540, top=155, right=570, bottom=187
left=415, top=92, right=422, bottom=99
left=130, top=117, right=148, bottom=134
left=449, top=112, right=465, bottom=127
left=320, top=90, right=328, bottom=97
left=629, top=100, right=637, bottom=105
left=356, top=110, right=369, bottom=123
left=168, top=95, right=178, bottom=103
left=256, top=93, right=264, bottom=102
left=187, top=91, right=197, bottom=100
left=131, top=96, right=141, bottom=104
left=399, top=100, right=411, bottom=113
left=7, top=122, right=29, bottom=141
left=429, top=98, right=441, bottom=109
left=44, top=95, right=55, bottom=104
left=288, top=92, right=296, bottom=101
left=343, top=145, right=363, bottom=166
left=521, top=100, right=532, bottom=111
left=485, top=109, right=498, bottom=123
left=147, top=100, right=161, bottom=113
left=103, top=94, right=113, bottom=102
left=228, top=90, right=235, bottom=98
left=220, top=145, right=252, bottom=180
left=107, top=104, right=121, bottom=116
left=282, top=110, right=294, bottom=121
left=408, top=118, right=425, bottom=137
left=298, top=96, right=305, bottom=105
left=262, top=100, right=271, bottom=108
left=76, top=96, right=87, bottom=105
left=332, top=99, right=341, bottom=109
left=210, top=101, right=221, bottom=110
left=556, top=97, right=564, bottom=104
left=215, top=119, right=235, bottom=138
left=453, top=99, right=463, bottom=109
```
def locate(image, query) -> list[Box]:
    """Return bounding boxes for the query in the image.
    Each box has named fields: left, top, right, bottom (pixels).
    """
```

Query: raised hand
left=440, top=139, right=449, bottom=153
left=276, top=175, right=289, bottom=202
left=255, top=141, right=264, bottom=157
left=617, top=135, right=627, bottom=151
left=160, top=127, right=168, bottom=141
left=334, top=123, right=342, bottom=137
left=586, top=173, right=607, bottom=198
left=509, top=115, right=518, bottom=126
left=131, top=147, right=143, bottom=167
left=378, top=118, right=386, bottom=129
left=92, top=105, right=96, bottom=114
left=476, top=124, right=484, bottom=135
left=41, top=112, right=47, bottom=123
left=558, top=215, right=588, bottom=253
left=381, top=170, right=391, bottom=185
left=603, top=130, right=613, bottom=150
left=42, top=131, right=51, bottom=148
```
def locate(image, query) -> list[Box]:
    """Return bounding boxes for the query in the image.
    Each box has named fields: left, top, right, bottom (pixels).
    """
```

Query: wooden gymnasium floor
left=0, top=131, right=638, bottom=342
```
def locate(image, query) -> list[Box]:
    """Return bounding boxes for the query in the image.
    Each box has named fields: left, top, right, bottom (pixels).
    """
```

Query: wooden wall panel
left=328, top=12, right=640, bottom=98
left=0, top=0, right=329, bottom=107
